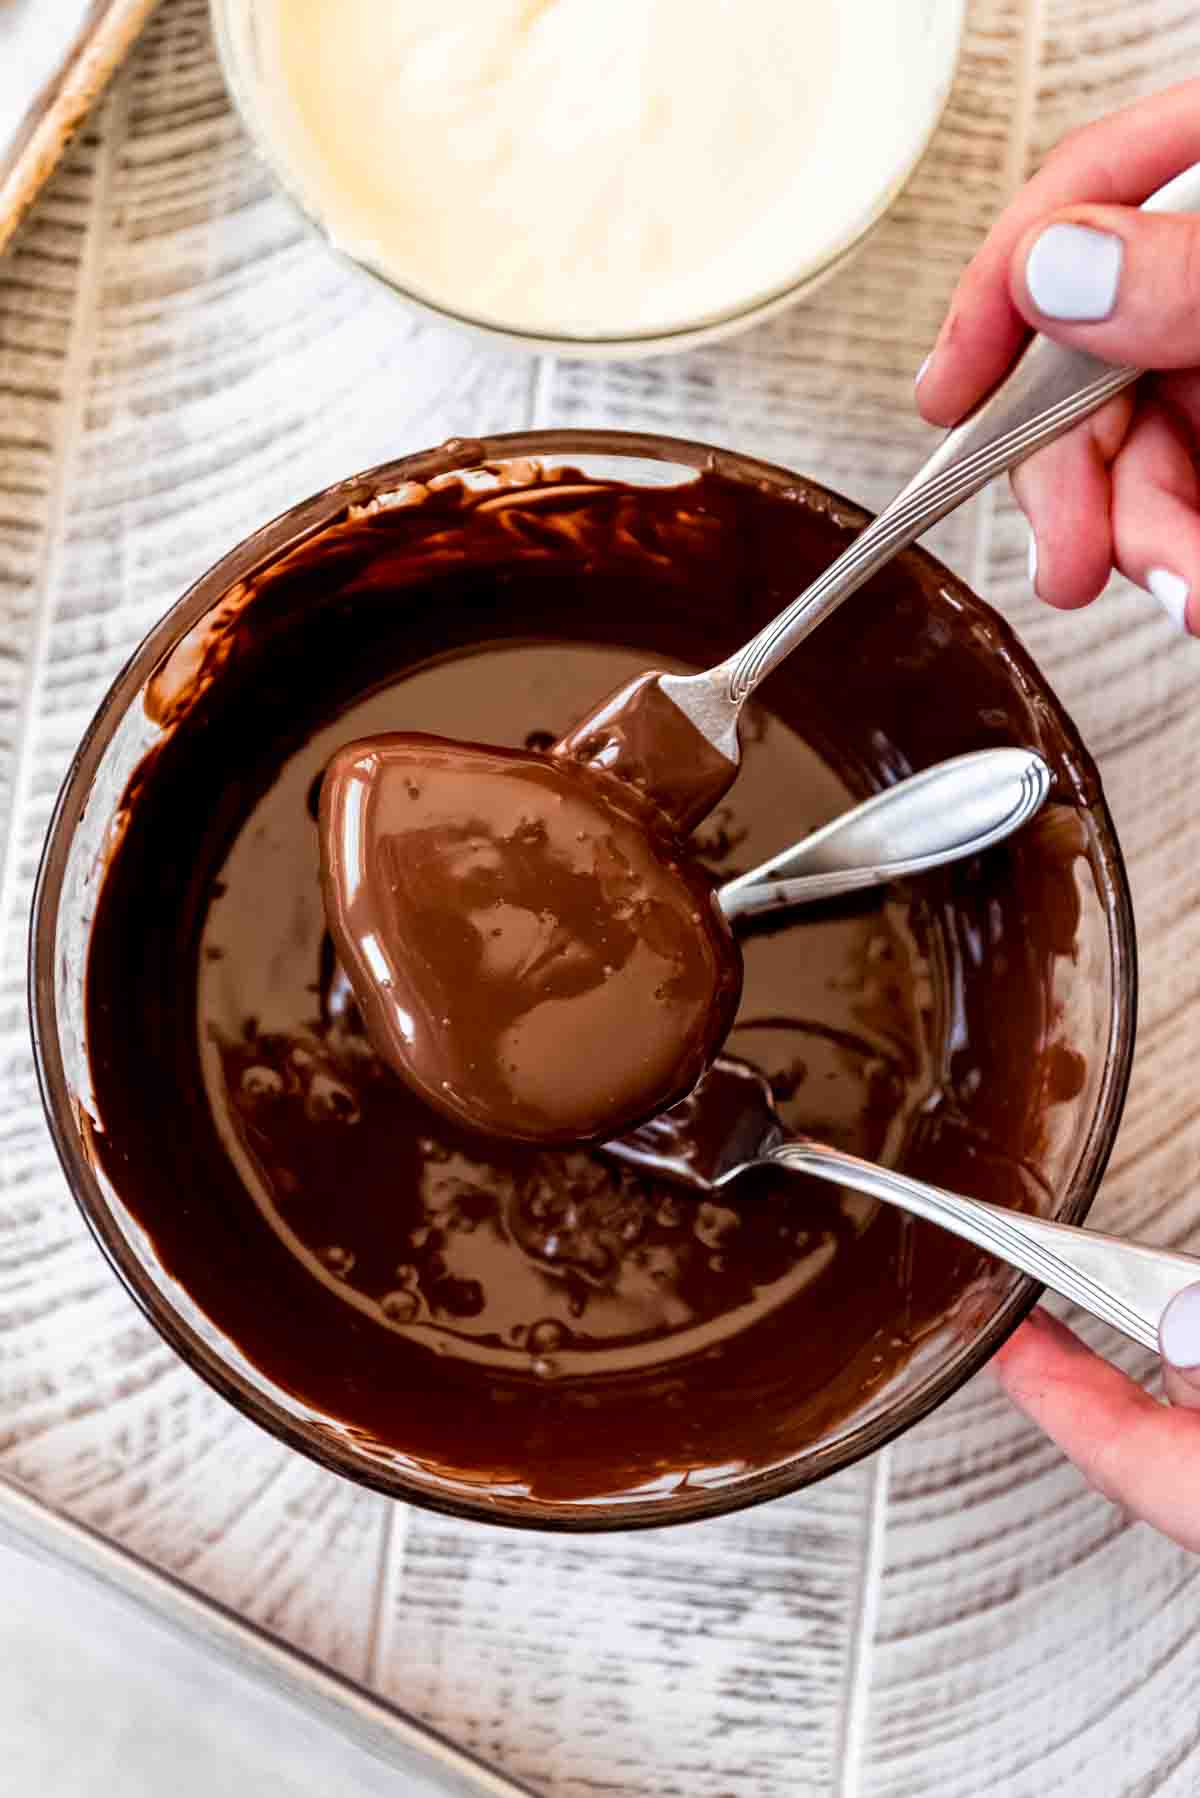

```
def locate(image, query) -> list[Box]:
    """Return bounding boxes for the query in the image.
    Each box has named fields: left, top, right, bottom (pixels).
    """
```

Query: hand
left=993, top=1291, right=1200, bottom=1550
left=917, top=79, right=1200, bottom=630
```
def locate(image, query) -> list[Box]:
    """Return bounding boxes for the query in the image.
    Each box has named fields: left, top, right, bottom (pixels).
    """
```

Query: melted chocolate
left=554, top=668, right=739, bottom=832
left=319, top=732, right=740, bottom=1142
left=83, top=465, right=1098, bottom=1506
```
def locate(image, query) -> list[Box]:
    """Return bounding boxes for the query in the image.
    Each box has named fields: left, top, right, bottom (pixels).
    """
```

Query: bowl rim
left=28, top=427, right=1138, bottom=1531
left=207, top=0, right=968, bottom=357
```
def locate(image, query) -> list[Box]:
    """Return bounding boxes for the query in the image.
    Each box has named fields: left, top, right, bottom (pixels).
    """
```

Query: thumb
left=1012, top=203, right=1200, bottom=368
left=1159, top=1284, right=1200, bottom=1409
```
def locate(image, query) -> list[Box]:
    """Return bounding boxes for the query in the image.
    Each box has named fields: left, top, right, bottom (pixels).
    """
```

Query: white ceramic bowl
left=211, top=0, right=965, bottom=357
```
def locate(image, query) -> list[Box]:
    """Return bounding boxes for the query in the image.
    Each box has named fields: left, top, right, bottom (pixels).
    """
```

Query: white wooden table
left=3, top=3, right=1200, bottom=1792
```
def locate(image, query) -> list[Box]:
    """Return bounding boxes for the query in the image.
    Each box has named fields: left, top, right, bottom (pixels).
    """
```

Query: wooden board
left=3, top=1, right=1200, bottom=1791
left=0, top=0, right=159, bottom=256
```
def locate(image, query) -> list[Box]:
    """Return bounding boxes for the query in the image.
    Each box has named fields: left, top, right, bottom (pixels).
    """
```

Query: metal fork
left=606, top=1057, right=1200, bottom=1352
left=657, top=161, right=1200, bottom=768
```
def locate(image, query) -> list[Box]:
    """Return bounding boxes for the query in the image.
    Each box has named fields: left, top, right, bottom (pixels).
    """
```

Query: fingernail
left=1147, top=567, right=1190, bottom=633
left=915, top=353, right=932, bottom=387
left=1027, top=525, right=1038, bottom=591
left=1160, top=1284, right=1200, bottom=1368
left=1026, top=223, right=1123, bottom=322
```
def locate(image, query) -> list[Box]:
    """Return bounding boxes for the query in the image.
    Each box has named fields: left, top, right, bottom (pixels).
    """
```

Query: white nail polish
left=915, top=353, right=932, bottom=387
left=1147, top=567, right=1190, bottom=632
left=1160, top=1284, right=1200, bottom=1367
left=1027, top=526, right=1038, bottom=590
left=1026, top=223, right=1123, bottom=322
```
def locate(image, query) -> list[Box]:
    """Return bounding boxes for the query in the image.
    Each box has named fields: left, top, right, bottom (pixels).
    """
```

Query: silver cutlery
left=607, top=1057, right=1198, bottom=1353
left=718, top=746, right=1051, bottom=921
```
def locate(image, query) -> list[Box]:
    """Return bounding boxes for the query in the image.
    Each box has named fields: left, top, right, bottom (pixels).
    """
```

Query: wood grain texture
left=373, top=1478, right=879, bottom=1797
left=861, top=6, right=1200, bottom=1793
left=2, top=0, right=1200, bottom=1792
left=0, top=0, right=533, bottom=1684
left=0, top=0, right=160, bottom=257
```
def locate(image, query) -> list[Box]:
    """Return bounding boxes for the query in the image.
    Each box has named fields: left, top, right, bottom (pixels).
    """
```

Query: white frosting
left=254, top=0, right=960, bottom=340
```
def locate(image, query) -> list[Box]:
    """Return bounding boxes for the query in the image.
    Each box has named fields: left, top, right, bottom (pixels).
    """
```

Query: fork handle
left=716, top=159, right=1200, bottom=706
left=767, top=1141, right=1200, bottom=1352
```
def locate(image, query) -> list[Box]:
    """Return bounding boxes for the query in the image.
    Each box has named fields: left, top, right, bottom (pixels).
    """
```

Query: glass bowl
left=209, top=0, right=966, bottom=357
left=29, top=430, right=1137, bottom=1530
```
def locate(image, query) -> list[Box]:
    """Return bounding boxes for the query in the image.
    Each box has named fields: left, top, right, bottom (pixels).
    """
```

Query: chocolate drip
left=318, top=732, right=740, bottom=1141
